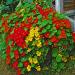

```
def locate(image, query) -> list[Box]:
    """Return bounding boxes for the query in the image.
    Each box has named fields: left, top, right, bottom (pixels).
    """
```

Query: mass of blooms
left=0, top=2, right=75, bottom=75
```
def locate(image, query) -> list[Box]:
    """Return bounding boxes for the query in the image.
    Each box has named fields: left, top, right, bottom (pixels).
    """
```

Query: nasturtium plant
left=0, top=0, right=75, bottom=75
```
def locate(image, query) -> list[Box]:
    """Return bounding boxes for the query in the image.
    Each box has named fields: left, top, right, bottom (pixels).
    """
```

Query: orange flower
left=6, top=55, right=11, bottom=65
left=58, top=29, right=66, bottom=39
left=50, top=36, right=59, bottom=43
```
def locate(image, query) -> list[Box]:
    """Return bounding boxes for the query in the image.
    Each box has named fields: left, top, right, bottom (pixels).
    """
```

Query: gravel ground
left=0, top=57, right=75, bottom=75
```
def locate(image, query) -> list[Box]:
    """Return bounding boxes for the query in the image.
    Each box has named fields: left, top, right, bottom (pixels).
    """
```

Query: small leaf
left=37, top=15, right=42, bottom=19
left=56, top=30, right=61, bottom=36
left=6, top=0, right=13, bottom=4
left=58, top=63, right=65, bottom=69
left=52, top=48, right=58, bottom=57
left=52, top=61, right=58, bottom=69
left=0, top=41, right=6, bottom=51
left=41, top=20, right=48, bottom=27
left=48, top=41, right=52, bottom=45
left=21, top=57, right=27, bottom=62
left=1, top=54, right=6, bottom=59
left=22, top=14, right=28, bottom=21
left=2, top=14, right=8, bottom=17
left=0, top=21, right=2, bottom=27
left=19, top=48, right=23, bottom=53
left=46, top=25, right=51, bottom=30
left=10, top=52, right=14, bottom=59
left=41, top=29, right=47, bottom=34
left=56, top=55, right=62, bottom=62
left=37, top=21, right=41, bottom=25
left=31, top=64, right=35, bottom=67
left=18, top=62, right=23, bottom=67
left=21, top=68, right=27, bottom=74
left=49, top=20, right=52, bottom=24
left=48, top=14, right=52, bottom=19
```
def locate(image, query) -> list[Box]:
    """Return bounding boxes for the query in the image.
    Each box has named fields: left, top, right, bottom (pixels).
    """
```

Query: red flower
left=44, top=32, right=50, bottom=38
left=14, top=50, right=19, bottom=60
left=45, top=40, right=48, bottom=46
left=63, top=45, right=67, bottom=49
left=49, top=8, right=54, bottom=13
left=52, top=17, right=58, bottom=23
left=50, top=36, right=59, bottom=43
left=43, top=8, right=50, bottom=17
left=15, top=21, right=19, bottom=28
left=21, top=30, right=29, bottom=37
left=32, top=9, right=36, bottom=14
left=55, top=24, right=60, bottom=30
left=39, top=27, right=43, bottom=32
left=53, top=21, right=60, bottom=29
left=27, top=16, right=33, bottom=23
left=23, top=61, right=29, bottom=67
left=11, top=41, right=15, bottom=47
left=8, top=27, right=29, bottom=48
left=61, top=19, right=71, bottom=28
left=36, top=4, right=43, bottom=11
left=1, top=17, right=5, bottom=21
left=40, top=34, right=44, bottom=38
left=6, top=35, right=9, bottom=44
left=17, top=68, right=21, bottom=75
left=22, top=42, right=27, bottom=49
left=12, top=61, right=18, bottom=69
left=20, top=22, right=32, bottom=29
left=2, top=20, right=9, bottom=32
left=72, top=32, right=75, bottom=42
left=36, top=4, right=44, bottom=16
left=14, top=27, right=21, bottom=33
left=59, top=29, right=66, bottom=39
left=25, top=23, right=32, bottom=29
left=20, top=22, right=25, bottom=28
left=33, top=17, right=38, bottom=24
left=6, top=46, right=11, bottom=55
left=21, top=52, right=26, bottom=57
left=6, top=55, right=11, bottom=65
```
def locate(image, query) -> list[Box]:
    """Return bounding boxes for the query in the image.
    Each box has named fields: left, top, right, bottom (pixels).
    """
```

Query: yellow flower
left=27, top=65, right=31, bottom=71
left=20, top=9, right=24, bottom=12
left=27, top=48, right=31, bottom=52
left=26, top=36, right=33, bottom=42
left=58, top=54, right=62, bottom=57
left=33, top=58, right=38, bottom=64
left=25, top=40, right=28, bottom=43
left=29, top=57, right=33, bottom=64
left=36, top=51, right=41, bottom=56
left=62, top=57, right=67, bottom=62
left=35, top=37, right=40, bottom=40
left=29, top=57, right=38, bottom=64
left=29, top=34, right=34, bottom=38
left=35, top=33, right=39, bottom=37
left=25, top=27, right=35, bottom=41
left=28, top=38, right=33, bottom=41
left=36, top=66, right=41, bottom=71
left=36, top=41, right=42, bottom=47
left=34, top=27, right=40, bottom=37
left=37, top=44, right=42, bottom=47
left=70, top=56, right=75, bottom=60
left=30, top=27, right=35, bottom=34
left=34, top=31, right=39, bottom=36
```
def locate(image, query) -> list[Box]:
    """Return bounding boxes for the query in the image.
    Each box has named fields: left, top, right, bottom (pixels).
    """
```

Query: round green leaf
left=56, top=55, right=62, bottom=62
